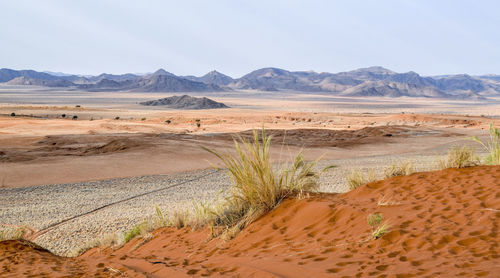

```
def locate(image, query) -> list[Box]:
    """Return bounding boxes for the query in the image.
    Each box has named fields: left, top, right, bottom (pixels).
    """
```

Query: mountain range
left=1, top=66, right=499, bottom=99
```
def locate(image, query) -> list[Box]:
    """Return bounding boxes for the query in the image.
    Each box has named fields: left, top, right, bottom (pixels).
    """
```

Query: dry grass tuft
left=377, top=195, right=402, bottom=206
left=439, top=145, right=479, bottom=169
left=472, top=124, right=500, bottom=165
left=372, top=221, right=392, bottom=239
left=169, top=210, right=190, bottom=229
left=346, top=170, right=376, bottom=191
left=384, top=160, right=414, bottom=178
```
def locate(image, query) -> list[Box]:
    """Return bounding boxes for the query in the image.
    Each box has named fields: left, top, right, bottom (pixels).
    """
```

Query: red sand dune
left=2, top=166, right=499, bottom=277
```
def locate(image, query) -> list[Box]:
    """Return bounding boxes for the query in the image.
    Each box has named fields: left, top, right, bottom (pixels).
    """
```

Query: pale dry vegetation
left=384, top=160, right=414, bottom=178
left=0, top=226, right=29, bottom=241
left=439, top=145, right=479, bottom=169
left=346, top=170, right=377, bottom=190
left=473, top=124, right=500, bottom=165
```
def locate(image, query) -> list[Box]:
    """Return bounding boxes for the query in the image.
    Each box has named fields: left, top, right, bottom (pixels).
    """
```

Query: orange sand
left=2, top=165, right=499, bottom=277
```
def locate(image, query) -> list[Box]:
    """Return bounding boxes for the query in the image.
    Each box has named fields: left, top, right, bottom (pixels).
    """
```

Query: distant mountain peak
left=196, top=70, right=233, bottom=86
left=203, top=70, right=224, bottom=77
left=152, top=68, right=175, bottom=76
left=351, top=66, right=395, bottom=74
left=207, top=70, right=221, bottom=74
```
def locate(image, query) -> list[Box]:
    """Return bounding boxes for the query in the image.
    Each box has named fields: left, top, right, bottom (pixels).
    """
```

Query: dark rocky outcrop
left=140, top=95, right=228, bottom=109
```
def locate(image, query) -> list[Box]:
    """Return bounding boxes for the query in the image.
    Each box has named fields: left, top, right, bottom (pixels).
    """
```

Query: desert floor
left=1, top=87, right=500, bottom=276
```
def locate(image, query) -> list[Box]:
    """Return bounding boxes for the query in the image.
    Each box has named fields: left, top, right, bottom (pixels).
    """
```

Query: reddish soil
left=216, top=126, right=455, bottom=148
left=1, top=165, right=499, bottom=277
left=0, top=126, right=454, bottom=163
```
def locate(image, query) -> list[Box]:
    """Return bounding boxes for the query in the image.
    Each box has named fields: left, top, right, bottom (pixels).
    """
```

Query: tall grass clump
left=384, top=160, right=414, bottom=178
left=202, top=128, right=332, bottom=238
left=439, top=145, right=479, bottom=169
left=472, top=124, right=500, bottom=165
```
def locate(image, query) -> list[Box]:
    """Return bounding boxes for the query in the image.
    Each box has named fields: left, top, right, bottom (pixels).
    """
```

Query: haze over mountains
left=1, top=66, right=500, bottom=99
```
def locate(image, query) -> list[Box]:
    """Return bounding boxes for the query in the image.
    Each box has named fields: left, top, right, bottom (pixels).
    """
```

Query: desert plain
left=1, top=86, right=500, bottom=277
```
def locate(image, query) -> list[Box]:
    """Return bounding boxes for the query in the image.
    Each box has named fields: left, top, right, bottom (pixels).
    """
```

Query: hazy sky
left=1, top=0, right=499, bottom=77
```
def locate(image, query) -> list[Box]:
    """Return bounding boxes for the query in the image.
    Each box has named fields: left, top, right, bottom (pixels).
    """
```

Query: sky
left=1, top=0, right=499, bottom=78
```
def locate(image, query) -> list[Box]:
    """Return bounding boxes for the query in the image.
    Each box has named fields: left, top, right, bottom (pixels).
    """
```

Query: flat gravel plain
left=1, top=153, right=447, bottom=256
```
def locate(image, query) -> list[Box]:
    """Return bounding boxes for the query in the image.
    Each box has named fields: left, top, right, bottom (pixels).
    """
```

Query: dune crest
left=1, top=165, right=499, bottom=277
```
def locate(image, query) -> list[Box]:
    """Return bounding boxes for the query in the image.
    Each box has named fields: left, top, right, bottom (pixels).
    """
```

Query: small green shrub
left=165, top=119, right=171, bottom=124
left=10, top=112, right=15, bottom=117
left=141, top=118, right=146, bottom=121
left=472, top=124, right=500, bottom=165
left=61, top=114, right=66, bottom=118
left=123, top=223, right=151, bottom=243
left=114, top=116, right=120, bottom=120
left=123, top=225, right=141, bottom=243
left=367, top=213, right=383, bottom=230
left=72, top=115, right=78, bottom=120
left=196, top=122, right=201, bottom=128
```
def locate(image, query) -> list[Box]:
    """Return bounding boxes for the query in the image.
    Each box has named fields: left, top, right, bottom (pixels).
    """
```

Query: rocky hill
left=340, top=80, right=449, bottom=98
left=139, top=95, right=228, bottom=109
left=132, top=74, right=222, bottom=92
left=5, top=76, right=74, bottom=87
